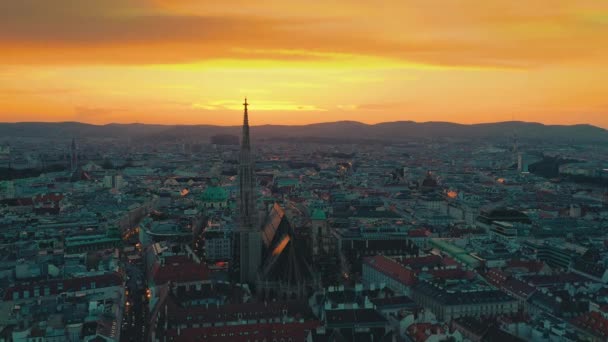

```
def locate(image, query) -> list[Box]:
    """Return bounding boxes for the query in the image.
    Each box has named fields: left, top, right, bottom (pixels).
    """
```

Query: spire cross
left=243, top=98, right=250, bottom=127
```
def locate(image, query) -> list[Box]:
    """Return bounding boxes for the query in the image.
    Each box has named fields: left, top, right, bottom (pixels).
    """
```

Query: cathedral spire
left=235, top=97, right=262, bottom=284
left=243, top=97, right=249, bottom=124
left=242, top=98, right=250, bottom=150
left=239, top=97, right=254, bottom=226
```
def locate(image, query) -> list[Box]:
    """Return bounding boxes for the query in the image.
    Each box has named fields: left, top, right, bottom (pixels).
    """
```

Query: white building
left=103, top=174, right=125, bottom=190
left=362, top=255, right=413, bottom=295
left=203, top=223, right=232, bottom=261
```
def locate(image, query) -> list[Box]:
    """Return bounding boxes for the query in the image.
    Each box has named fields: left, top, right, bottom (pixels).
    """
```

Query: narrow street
left=121, top=226, right=148, bottom=342
left=121, top=261, right=146, bottom=342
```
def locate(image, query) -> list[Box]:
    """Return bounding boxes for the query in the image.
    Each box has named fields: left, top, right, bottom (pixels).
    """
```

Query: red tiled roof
left=164, top=255, right=193, bottom=264
left=484, top=268, right=536, bottom=299
left=485, top=268, right=508, bottom=287
left=3, top=272, right=122, bottom=300
left=33, top=193, right=64, bottom=204
left=364, top=255, right=416, bottom=286
left=164, top=321, right=320, bottom=342
left=408, top=229, right=432, bottom=238
left=503, top=278, right=536, bottom=298
left=165, top=298, right=311, bottom=324
left=572, top=311, right=608, bottom=339
left=439, top=257, right=459, bottom=267
left=406, top=323, right=445, bottom=342
left=153, top=257, right=209, bottom=285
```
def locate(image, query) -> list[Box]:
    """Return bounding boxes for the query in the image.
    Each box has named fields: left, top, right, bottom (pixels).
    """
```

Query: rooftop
left=202, top=186, right=228, bottom=202
left=364, top=255, right=417, bottom=286
left=311, top=209, right=327, bottom=220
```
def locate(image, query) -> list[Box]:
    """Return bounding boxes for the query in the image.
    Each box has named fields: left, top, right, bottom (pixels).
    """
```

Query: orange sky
left=0, top=0, right=607, bottom=127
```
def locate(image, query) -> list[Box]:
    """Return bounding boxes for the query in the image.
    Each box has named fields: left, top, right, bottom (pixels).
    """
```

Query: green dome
left=311, top=209, right=326, bottom=220
left=202, top=186, right=228, bottom=202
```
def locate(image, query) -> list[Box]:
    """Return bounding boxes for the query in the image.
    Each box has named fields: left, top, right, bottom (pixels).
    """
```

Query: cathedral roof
left=259, top=203, right=314, bottom=287
left=261, top=203, right=290, bottom=248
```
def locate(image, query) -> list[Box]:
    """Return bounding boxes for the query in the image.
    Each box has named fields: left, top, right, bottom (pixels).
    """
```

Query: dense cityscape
left=3, top=0, right=608, bottom=340
left=0, top=100, right=606, bottom=341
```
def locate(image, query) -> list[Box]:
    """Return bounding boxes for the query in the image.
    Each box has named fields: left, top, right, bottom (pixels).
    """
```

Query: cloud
left=0, top=0, right=606, bottom=69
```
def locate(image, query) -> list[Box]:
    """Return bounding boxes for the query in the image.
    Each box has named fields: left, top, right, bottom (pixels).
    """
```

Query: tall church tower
left=239, top=98, right=256, bottom=228
left=234, top=98, right=262, bottom=284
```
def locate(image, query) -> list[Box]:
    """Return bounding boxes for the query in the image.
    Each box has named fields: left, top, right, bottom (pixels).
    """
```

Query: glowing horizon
left=2, top=117, right=602, bottom=129
left=1, top=1, right=607, bottom=128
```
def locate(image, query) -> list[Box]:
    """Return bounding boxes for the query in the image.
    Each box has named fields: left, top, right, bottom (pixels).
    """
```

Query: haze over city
left=1, top=0, right=607, bottom=127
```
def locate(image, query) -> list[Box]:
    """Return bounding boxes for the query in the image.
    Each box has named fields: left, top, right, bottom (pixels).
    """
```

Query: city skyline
left=0, top=117, right=605, bottom=127
left=1, top=1, right=607, bottom=127
left=2, top=2, right=608, bottom=340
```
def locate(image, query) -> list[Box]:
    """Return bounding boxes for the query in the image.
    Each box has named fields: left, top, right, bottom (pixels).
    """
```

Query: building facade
left=412, top=280, right=518, bottom=321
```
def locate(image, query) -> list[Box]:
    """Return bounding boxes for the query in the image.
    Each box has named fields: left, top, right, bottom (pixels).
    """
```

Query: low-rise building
left=411, top=280, right=518, bottom=321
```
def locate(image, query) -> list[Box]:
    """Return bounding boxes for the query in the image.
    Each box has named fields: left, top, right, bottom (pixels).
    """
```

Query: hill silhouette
left=0, top=121, right=605, bottom=143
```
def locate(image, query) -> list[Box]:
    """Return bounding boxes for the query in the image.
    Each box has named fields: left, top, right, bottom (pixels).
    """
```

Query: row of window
left=11, top=282, right=109, bottom=300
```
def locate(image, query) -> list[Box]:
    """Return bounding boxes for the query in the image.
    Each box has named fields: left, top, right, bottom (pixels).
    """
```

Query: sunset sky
left=0, top=0, right=607, bottom=127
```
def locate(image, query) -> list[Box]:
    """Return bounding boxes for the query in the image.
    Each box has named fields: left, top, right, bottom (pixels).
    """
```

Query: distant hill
left=0, top=122, right=170, bottom=139
left=0, top=121, right=606, bottom=143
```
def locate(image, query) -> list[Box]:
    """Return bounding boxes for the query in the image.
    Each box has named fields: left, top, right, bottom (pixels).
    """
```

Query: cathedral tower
left=239, top=98, right=256, bottom=228
left=234, top=98, right=262, bottom=284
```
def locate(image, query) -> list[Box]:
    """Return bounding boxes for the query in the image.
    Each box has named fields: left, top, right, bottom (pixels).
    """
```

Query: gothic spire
left=235, top=97, right=261, bottom=284
left=239, top=97, right=255, bottom=228
left=242, top=98, right=250, bottom=150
